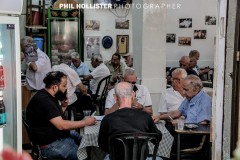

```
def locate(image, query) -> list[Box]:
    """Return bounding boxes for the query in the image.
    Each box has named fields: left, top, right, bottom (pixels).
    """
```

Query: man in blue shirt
left=153, top=75, right=211, bottom=156
left=70, top=52, right=90, bottom=76
left=153, top=75, right=212, bottom=124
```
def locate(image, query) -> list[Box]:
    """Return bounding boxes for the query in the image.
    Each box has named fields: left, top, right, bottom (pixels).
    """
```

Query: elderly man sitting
left=70, top=52, right=90, bottom=77
left=167, top=56, right=198, bottom=85
left=83, top=54, right=110, bottom=95
left=153, top=75, right=212, bottom=155
left=158, top=68, right=187, bottom=114
left=154, top=75, right=212, bottom=124
left=105, top=68, right=153, bottom=115
left=105, top=53, right=125, bottom=87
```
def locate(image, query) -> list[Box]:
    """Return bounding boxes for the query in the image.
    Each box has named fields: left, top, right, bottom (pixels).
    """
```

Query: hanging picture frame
left=85, top=36, right=100, bottom=60
left=116, top=35, right=129, bottom=54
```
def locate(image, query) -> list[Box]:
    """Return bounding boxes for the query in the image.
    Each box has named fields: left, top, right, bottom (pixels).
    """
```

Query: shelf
left=25, top=25, right=47, bottom=29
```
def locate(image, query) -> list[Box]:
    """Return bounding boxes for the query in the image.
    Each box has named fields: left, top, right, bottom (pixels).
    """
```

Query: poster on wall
left=115, top=19, right=129, bottom=29
left=194, top=30, right=207, bottom=39
left=178, top=37, right=191, bottom=46
left=179, top=18, right=192, bottom=28
left=85, top=36, right=100, bottom=60
left=116, top=35, right=129, bottom=54
left=166, top=34, right=176, bottom=43
left=205, top=16, right=216, bottom=25
left=85, top=20, right=100, bottom=30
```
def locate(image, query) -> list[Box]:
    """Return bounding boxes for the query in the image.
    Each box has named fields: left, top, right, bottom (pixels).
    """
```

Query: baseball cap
left=70, top=52, right=80, bottom=59
left=122, top=52, right=132, bottom=57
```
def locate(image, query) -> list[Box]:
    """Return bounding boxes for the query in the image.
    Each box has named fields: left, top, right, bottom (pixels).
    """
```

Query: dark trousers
left=66, top=92, right=96, bottom=121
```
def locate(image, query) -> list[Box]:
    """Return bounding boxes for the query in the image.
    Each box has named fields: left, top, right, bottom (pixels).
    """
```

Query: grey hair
left=189, top=50, right=200, bottom=58
left=180, top=56, right=190, bottom=63
left=172, top=68, right=187, bottom=79
left=185, top=75, right=203, bottom=89
left=92, top=54, right=103, bottom=62
left=20, top=36, right=37, bottom=49
left=124, top=68, right=136, bottom=78
left=114, top=82, right=133, bottom=99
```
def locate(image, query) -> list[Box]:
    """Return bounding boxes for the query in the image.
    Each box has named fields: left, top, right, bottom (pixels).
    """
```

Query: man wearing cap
left=105, top=53, right=125, bottom=87
left=20, top=36, right=51, bottom=95
left=70, top=52, right=90, bottom=77
left=122, top=52, right=133, bottom=68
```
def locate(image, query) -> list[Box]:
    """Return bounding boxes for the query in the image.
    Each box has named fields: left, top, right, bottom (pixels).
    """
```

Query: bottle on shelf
left=0, top=90, right=6, bottom=126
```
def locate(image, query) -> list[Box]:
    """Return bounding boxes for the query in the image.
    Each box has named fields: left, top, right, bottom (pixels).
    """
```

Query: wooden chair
left=92, top=75, right=111, bottom=115
left=108, top=132, right=162, bottom=160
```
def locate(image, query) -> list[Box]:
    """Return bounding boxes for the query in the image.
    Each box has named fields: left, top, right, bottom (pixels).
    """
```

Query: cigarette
left=168, top=115, right=174, bottom=121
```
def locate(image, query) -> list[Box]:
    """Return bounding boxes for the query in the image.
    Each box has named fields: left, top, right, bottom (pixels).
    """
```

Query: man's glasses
left=126, top=81, right=136, bottom=84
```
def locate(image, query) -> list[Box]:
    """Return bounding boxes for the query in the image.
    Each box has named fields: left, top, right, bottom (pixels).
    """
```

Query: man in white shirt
left=105, top=68, right=153, bottom=115
left=84, top=54, right=110, bottom=95
left=52, top=63, right=93, bottom=120
left=21, top=36, right=51, bottom=93
left=158, top=68, right=187, bottom=114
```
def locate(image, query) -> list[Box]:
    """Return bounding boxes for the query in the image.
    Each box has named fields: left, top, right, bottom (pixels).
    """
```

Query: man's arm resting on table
left=152, top=110, right=181, bottom=123
left=50, top=116, right=96, bottom=130
left=104, top=103, right=118, bottom=115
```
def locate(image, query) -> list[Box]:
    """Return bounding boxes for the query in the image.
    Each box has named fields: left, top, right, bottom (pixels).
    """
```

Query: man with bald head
left=167, top=56, right=198, bottom=84
left=99, top=82, right=162, bottom=160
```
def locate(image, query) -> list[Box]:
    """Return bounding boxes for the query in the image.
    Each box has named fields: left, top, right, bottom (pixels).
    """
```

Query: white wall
left=84, top=0, right=133, bottom=67
left=165, top=0, right=217, bottom=68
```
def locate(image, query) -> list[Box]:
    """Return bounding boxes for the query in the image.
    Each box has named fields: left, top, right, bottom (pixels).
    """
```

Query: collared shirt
left=104, top=61, right=125, bottom=82
left=70, top=61, right=90, bottom=76
left=178, top=90, right=212, bottom=123
left=158, top=87, right=185, bottom=113
left=105, top=84, right=152, bottom=109
left=26, top=48, right=51, bottom=90
left=90, top=63, right=110, bottom=94
left=52, top=63, right=82, bottom=105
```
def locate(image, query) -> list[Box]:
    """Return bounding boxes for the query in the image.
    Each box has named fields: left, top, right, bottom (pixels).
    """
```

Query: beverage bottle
left=0, top=61, right=4, bottom=90
left=0, top=90, right=6, bottom=126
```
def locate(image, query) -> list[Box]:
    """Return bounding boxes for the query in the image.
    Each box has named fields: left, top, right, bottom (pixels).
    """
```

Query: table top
left=77, top=120, right=174, bottom=160
left=175, top=124, right=210, bottom=134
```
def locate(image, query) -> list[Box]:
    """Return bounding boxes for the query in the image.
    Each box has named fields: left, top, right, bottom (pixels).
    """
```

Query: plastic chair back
left=108, top=132, right=162, bottom=160
left=92, top=75, right=111, bottom=115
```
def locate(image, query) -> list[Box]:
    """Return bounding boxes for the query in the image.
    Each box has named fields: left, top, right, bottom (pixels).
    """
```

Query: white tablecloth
left=77, top=121, right=174, bottom=160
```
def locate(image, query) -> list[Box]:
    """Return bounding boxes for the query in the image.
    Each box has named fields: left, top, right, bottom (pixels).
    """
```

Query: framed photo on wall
left=116, top=35, right=129, bottom=54
left=194, top=30, right=207, bottom=39
left=85, top=36, right=100, bottom=60
left=178, top=37, right=191, bottom=46
left=179, top=18, right=192, bottom=28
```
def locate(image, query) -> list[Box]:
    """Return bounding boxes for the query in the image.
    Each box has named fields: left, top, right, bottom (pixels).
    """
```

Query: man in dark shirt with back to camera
left=26, top=71, right=96, bottom=160
left=98, top=82, right=162, bottom=160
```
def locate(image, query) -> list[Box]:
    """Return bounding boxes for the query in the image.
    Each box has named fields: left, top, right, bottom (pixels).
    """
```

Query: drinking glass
left=83, top=110, right=91, bottom=118
left=177, top=119, right=185, bottom=130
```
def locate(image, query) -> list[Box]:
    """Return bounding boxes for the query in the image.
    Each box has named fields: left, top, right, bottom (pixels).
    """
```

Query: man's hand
left=152, top=115, right=160, bottom=123
left=83, top=117, right=96, bottom=126
left=132, top=101, right=143, bottom=110
left=61, top=98, right=69, bottom=112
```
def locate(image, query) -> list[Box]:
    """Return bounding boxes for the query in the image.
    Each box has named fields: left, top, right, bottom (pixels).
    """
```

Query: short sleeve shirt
left=90, top=63, right=110, bottom=94
left=70, top=61, right=90, bottom=76
left=178, top=90, right=212, bottom=123
left=158, top=87, right=185, bottom=113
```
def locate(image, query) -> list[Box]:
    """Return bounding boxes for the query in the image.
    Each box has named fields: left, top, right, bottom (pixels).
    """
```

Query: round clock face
left=102, top=36, right=113, bottom=49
